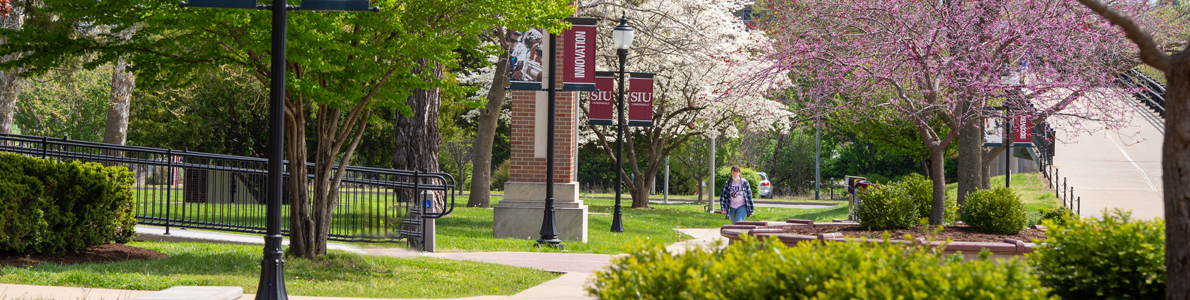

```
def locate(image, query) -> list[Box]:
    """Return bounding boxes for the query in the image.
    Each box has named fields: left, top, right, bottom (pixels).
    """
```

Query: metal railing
left=0, top=133, right=454, bottom=249
left=1032, top=124, right=1079, bottom=216
left=1116, top=68, right=1166, bottom=117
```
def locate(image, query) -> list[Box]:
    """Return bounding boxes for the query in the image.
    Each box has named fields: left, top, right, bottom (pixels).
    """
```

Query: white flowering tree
left=575, top=0, right=793, bottom=208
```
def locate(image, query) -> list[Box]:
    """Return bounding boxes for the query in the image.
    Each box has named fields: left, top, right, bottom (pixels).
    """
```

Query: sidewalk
left=3, top=225, right=726, bottom=300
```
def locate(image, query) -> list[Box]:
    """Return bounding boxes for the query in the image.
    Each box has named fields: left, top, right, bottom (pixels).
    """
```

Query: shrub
left=587, top=236, right=1051, bottom=299
left=856, top=184, right=918, bottom=230
left=490, top=160, right=510, bottom=191
left=961, top=187, right=1027, bottom=234
left=1036, top=207, right=1073, bottom=226
left=896, top=173, right=957, bottom=224
left=0, top=153, right=137, bottom=254
left=714, top=166, right=760, bottom=199
left=1029, top=210, right=1164, bottom=299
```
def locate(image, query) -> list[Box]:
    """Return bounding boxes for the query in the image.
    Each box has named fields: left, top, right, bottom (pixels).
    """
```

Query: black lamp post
left=177, top=1, right=377, bottom=299
left=537, top=32, right=564, bottom=249
left=610, top=13, right=634, bottom=233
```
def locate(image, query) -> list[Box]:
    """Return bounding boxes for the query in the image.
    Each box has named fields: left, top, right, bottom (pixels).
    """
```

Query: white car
left=757, top=172, right=772, bottom=199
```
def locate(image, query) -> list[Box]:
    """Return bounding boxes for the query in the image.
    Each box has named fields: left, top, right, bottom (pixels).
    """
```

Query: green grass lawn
left=0, top=242, right=557, bottom=299
left=434, top=196, right=848, bottom=254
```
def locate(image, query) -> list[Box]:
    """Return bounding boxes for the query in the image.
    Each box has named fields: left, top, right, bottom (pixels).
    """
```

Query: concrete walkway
left=3, top=225, right=727, bottom=300
left=1052, top=95, right=1165, bottom=220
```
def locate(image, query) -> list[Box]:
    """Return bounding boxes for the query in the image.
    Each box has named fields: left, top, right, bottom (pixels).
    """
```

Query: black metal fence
left=1116, top=68, right=1166, bottom=117
left=1032, top=123, right=1079, bottom=216
left=0, top=133, right=454, bottom=249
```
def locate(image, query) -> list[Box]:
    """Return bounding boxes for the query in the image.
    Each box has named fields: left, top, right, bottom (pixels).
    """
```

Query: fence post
left=165, top=149, right=173, bottom=235
left=1077, top=196, right=1081, bottom=216
left=41, top=136, right=47, bottom=158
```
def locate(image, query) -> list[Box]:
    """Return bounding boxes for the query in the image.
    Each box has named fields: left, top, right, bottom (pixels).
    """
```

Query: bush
left=713, top=166, right=760, bottom=199
left=1036, top=207, right=1073, bottom=226
left=960, top=187, right=1027, bottom=234
left=490, top=160, right=510, bottom=191
left=896, top=173, right=957, bottom=224
left=1029, top=210, right=1164, bottom=299
left=587, top=236, right=1051, bottom=299
left=856, top=184, right=918, bottom=230
left=0, top=153, right=137, bottom=254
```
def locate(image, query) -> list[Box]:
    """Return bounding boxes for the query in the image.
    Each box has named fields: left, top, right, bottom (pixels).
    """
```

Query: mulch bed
left=783, top=224, right=1046, bottom=243
left=0, top=244, right=167, bottom=267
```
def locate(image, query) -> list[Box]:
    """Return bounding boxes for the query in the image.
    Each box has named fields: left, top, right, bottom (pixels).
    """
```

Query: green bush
left=1036, top=207, right=1073, bottom=226
left=856, top=184, right=918, bottom=230
left=490, top=160, right=510, bottom=191
left=0, top=153, right=137, bottom=254
left=960, top=187, right=1027, bottom=234
left=713, top=166, right=760, bottom=199
left=1029, top=210, right=1164, bottom=299
left=587, top=236, right=1051, bottom=299
left=896, top=173, right=957, bottom=224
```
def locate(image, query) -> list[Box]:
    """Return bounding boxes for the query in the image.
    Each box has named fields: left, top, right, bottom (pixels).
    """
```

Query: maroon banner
left=588, top=73, right=615, bottom=125
left=628, top=75, right=654, bottom=127
left=1013, top=115, right=1032, bottom=145
left=563, top=18, right=598, bottom=91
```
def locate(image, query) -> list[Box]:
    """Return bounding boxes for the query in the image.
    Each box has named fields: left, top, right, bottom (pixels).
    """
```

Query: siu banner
left=628, top=73, right=654, bottom=127
left=563, top=18, right=599, bottom=91
left=588, top=72, right=615, bottom=125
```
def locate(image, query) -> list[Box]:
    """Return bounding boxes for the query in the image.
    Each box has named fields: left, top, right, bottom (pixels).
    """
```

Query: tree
left=102, top=29, right=135, bottom=145
left=14, top=61, right=110, bottom=141
left=0, top=0, right=574, bottom=258
left=1076, top=1, right=1190, bottom=298
left=0, top=2, right=21, bottom=134
left=466, top=37, right=509, bottom=208
left=756, top=0, right=1135, bottom=224
left=577, top=0, right=792, bottom=209
left=442, top=134, right=475, bottom=195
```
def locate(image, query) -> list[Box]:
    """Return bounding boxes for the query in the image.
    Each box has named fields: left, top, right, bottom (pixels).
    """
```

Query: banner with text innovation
left=507, top=27, right=549, bottom=90
left=628, top=73, right=654, bottom=127
left=1013, top=115, right=1033, bottom=147
left=563, top=18, right=598, bottom=91
left=588, top=72, right=615, bottom=125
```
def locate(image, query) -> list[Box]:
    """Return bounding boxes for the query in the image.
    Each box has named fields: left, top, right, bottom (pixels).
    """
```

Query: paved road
left=1052, top=95, right=1165, bottom=220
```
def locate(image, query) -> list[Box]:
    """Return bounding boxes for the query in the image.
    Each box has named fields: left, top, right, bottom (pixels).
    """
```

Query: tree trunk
left=957, top=116, right=983, bottom=207
left=393, top=61, right=444, bottom=211
left=285, top=98, right=316, bottom=258
left=981, top=147, right=1005, bottom=189
left=928, top=145, right=947, bottom=225
left=468, top=35, right=511, bottom=208
left=1162, top=54, right=1190, bottom=300
left=769, top=132, right=786, bottom=177
left=103, top=56, right=134, bottom=145
left=0, top=6, right=22, bottom=135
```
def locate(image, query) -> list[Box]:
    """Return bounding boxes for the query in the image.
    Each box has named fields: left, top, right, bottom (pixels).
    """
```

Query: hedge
left=588, top=236, right=1052, bottom=299
left=0, top=153, right=137, bottom=254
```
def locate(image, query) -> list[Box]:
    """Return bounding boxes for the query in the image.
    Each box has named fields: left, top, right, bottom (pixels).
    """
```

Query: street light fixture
left=610, top=12, right=633, bottom=233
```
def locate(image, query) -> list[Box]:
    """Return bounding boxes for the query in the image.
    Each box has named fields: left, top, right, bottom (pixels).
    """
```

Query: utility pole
left=815, top=112, right=821, bottom=200
left=708, top=136, right=716, bottom=213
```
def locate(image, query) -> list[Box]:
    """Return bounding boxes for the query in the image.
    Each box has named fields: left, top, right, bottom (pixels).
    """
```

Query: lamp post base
left=254, top=234, right=288, bottom=300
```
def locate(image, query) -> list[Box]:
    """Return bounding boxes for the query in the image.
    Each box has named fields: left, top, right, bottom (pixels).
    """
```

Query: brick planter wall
left=719, top=219, right=1039, bottom=259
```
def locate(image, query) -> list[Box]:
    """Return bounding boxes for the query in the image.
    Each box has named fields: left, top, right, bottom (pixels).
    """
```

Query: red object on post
left=627, top=74, right=654, bottom=127
left=1013, top=115, right=1032, bottom=146
left=562, top=17, right=598, bottom=91
left=588, top=73, right=615, bottom=125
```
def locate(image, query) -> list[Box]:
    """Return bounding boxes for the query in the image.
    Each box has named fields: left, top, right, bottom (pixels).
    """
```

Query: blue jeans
left=727, top=206, right=748, bottom=224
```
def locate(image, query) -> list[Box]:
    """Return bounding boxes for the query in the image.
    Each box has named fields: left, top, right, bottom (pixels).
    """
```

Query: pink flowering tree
left=751, top=0, right=1137, bottom=224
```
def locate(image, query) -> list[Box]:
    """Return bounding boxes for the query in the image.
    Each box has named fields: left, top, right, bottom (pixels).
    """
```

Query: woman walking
left=720, top=165, right=754, bottom=224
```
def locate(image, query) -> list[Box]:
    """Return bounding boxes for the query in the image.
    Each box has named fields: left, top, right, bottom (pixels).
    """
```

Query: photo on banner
left=507, top=27, right=549, bottom=90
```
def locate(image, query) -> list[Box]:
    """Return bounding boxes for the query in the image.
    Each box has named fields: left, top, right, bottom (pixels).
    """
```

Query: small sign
left=628, top=74, right=654, bottom=127
left=983, top=118, right=1005, bottom=147
left=588, top=72, right=615, bottom=125
left=563, top=18, right=599, bottom=91
left=1013, top=115, right=1033, bottom=147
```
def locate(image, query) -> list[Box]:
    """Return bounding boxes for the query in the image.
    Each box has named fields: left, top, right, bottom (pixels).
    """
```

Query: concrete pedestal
left=494, top=181, right=588, bottom=242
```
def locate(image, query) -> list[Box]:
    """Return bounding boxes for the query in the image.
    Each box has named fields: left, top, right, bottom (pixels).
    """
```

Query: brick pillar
left=494, top=28, right=588, bottom=242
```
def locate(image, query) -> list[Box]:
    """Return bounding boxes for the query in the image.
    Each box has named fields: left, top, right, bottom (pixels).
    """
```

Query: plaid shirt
left=719, top=178, right=754, bottom=215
